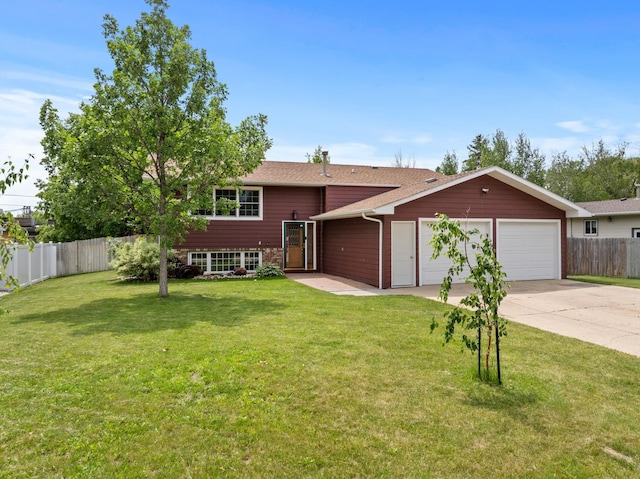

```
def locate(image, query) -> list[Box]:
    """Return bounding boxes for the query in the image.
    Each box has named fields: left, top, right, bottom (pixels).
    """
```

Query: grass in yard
left=569, top=275, right=640, bottom=289
left=1, top=271, right=639, bottom=478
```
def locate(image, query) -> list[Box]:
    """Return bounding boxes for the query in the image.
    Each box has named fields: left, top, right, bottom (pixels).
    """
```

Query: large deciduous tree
left=545, top=141, right=639, bottom=202
left=38, top=0, right=272, bottom=296
left=37, top=107, right=143, bottom=243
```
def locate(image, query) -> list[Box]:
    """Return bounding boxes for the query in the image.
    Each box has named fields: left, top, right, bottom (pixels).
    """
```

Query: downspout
left=361, top=212, right=383, bottom=289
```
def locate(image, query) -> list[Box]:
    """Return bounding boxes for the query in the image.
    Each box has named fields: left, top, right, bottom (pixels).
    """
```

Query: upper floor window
left=195, top=187, right=263, bottom=220
left=584, top=219, right=598, bottom=236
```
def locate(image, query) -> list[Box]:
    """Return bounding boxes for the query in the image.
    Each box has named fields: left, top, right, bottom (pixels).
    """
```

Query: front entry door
left=285, top=222, right=305, bottom=269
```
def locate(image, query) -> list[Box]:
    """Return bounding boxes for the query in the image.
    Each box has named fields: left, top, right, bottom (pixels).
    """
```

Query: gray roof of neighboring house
left=577, top=198, right=640, bottom=215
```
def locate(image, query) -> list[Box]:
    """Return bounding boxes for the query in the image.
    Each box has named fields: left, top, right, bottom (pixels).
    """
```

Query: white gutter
left=361, top=212, right=383, bottom=289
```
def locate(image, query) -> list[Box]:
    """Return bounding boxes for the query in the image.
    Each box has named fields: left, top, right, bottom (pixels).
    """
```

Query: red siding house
left=176, top=161, right=590, bottom=288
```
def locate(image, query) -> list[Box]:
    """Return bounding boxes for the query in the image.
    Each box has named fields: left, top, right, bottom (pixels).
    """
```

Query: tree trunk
left=158, top=242, right=169, bottom=297
left=485, top=324, right=493, bottom=376
left=495, top=317, right=502, bottom=385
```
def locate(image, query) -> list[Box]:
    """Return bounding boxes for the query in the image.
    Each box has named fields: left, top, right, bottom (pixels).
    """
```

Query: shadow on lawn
left=463, top=383, right=549, bottom=430
left=10, top=291, right=285, bottom=336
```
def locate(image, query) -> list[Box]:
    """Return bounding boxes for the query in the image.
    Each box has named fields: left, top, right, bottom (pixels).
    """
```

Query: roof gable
left=240, top=161, right=590, bottom=220
left=310, top=165, right=591, bottom=220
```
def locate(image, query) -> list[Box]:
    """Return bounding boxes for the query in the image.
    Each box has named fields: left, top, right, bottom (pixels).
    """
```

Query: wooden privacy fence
left=56, top=235, right=139, bottom=277
left=567, top=237, right=640, bottom=278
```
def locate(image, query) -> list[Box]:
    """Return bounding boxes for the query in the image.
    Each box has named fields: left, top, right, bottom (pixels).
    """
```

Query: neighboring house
left=176, top=161, right=590, bottom=288
left=0, top=215, right=38, bottom=241
left=570, top=187, right=640, bottom=239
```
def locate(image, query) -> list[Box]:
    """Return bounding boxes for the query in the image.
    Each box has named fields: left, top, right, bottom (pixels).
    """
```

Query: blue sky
left=1, top=0, right=640, bottom=211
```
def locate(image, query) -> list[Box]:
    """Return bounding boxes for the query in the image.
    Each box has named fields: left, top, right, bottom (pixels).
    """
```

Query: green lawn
left=1, top=272, right=639, bottom=478
left=569, top=275, right=640, bottom=289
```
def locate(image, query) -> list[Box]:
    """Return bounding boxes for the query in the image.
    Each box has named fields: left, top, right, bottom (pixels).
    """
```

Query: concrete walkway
left=287, top=273, right=640, bottom=358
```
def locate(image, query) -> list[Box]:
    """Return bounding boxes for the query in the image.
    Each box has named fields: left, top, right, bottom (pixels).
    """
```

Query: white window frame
left=210, top=186, right=263, bottom=220
left=187, top=251, right=262, bottom=274
left=584, top=219, right=598, bottom=236
left=632, top=228, right=640, bottom=238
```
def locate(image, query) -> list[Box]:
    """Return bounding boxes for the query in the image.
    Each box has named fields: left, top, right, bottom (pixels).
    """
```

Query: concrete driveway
left=288, top=274, right=640, bottom=358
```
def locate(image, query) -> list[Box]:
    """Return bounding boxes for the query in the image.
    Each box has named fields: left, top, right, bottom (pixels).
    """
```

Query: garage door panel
left=421, top=220, right=492, bottom=285
left=497, top=221, right=559, bottom=281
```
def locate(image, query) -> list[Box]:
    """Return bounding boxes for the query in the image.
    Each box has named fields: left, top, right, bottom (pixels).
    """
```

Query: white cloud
left=0, top=88, right=84, bottom=209
left=556, top=120, right=590, bottom=133
left=534, top=136, right=582, bottom=155
left=0, top=89, right=82, bottom=129
left=0, top=70, right=92, bottom=93
left=381, top=134, right=432, bottom=145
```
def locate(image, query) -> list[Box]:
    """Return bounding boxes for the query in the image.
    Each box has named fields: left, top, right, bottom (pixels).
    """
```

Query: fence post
left=11, top=244, right=17, bottom=284
left=50, top=242, right=57, bottom=278
left=39, top=243, right=44, bottom=282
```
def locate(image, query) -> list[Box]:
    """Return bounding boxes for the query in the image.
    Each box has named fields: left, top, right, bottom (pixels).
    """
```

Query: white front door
left=392, top=221, right=416, bottom=287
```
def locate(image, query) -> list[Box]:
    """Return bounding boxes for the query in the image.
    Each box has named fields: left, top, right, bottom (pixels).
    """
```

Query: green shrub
left=255, top=263, right=285, bottom=278
left=109, top=237, right=175, bottom=281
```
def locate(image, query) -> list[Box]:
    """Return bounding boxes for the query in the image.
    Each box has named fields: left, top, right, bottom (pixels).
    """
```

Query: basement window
left=584, top=219, right=598, bottom=236
left=188, top=251, right=262, bottom=274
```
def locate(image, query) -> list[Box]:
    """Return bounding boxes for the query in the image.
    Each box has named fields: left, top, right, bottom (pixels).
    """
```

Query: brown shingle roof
left=241, top=161, right=590, bottom=219
left=577, top=198, right=640, bottom=215
left=242, top=161, right=445, bottom=187
left=312, top=178, right=459, bottom=218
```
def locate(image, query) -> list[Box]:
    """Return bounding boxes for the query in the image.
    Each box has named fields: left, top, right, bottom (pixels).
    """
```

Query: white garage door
left=420, top=219, right=492, bottom=285
left=497, top=220, right=560, bottom=281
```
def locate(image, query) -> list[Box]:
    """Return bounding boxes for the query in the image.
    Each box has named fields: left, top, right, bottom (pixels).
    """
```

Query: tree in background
left=38, top=0, right=272, bottom=297
left=545, top=141, right=639, bottom=202
left=545, top=151, right=588, bottom=202
left=512, top=132, right=546, bottom=186
left=391, top=150, right=416, bottom=168
left=37, top=106, right=144, bottom=243
left=442, top=129, right=637, bottom=198
left=458, top=130, right=546, bottom=186
left=436, top=150, right=459, bottom=175
left=482, top=129, right=511, bottom=170
left=306, top=145, right=329, bottom=164
left=579, top=140, right=637, bottom=200
left=461, top=134, right=489, bottom=171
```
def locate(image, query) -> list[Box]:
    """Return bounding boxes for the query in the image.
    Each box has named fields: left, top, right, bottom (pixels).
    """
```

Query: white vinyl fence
left=0, top=242, right=57, bottom=290
left=1, top=235, right=139, bottom=291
